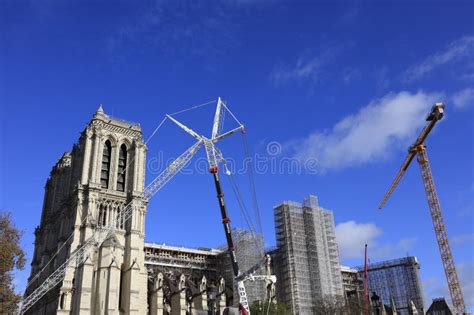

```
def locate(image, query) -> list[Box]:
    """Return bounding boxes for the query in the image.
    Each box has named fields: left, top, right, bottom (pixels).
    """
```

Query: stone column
left=106, top=260, right=122, bottom=314
left=70, top=193, right=100, bottom=314
left=150, top=273, right=164, bottom=315
left=94, top=136, right=105, bottom=185
left=94, top=235, right=122, bottom=315
left=71, top=256, right=95, bottom=314
left=192, top=276, right=208, bottom=312
left=390, top=298, right=397, bottom=315
left=109, top=141, right=118, bottom=191
left=408, top=300, right=419, bottom=315
left=171, top=274, right=187, bottom=315
left=56, top=285, right=73, bottom=314
left=120, top=256, right=147, bottom=314
left=135, top=142, right=146, bottom=192
left=89, top=130, right=101, bottom=184
left=132, top=144, right=139, bottom=192
left=80, top=128, right=93, bottom=185
left=216, top=278, right=227, bottom=315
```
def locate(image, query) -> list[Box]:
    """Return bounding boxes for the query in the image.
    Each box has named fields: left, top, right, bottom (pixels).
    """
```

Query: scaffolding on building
left=273, top=195, right=344, bottom=315
left=218, top=229, right=267, bottom=306
left=356, top=257, right=424, bottom=315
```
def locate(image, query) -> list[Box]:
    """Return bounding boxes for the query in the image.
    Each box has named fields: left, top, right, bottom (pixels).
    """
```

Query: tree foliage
left=250, top=300, right=292, bottom=315
left=312, top=296, right=379, bottom=315
left=0, top=212, right=25, bottom=314
left=251, top=296, right=377, bottom=315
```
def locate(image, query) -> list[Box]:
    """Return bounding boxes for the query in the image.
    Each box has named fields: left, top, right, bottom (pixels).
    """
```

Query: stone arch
left=104, top=133, right=119, bottom=148
left=119, top=137, right=132, bottom=150
left=199, top=276, right=207, bottom=292
left=155, top=272, right=164, bottom=290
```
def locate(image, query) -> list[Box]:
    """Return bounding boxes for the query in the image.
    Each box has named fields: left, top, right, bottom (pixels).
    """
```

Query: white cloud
left=452, top=87, right=474, bottom=109
left=271, top=56, right=324, bottom=84
left=424, top=263, right=474, bottom=313
left=271, top=44, right=344, bottom=85
left=106, top=2, right=240, bottom=62
left=366, top=237, right=418, bottom=260
left=335, top=220, right=418, bottom=261
left=336, top=221, right=382, bottom=259
left=405, top=36, right=474, bottom=81
left=291, top=90, right=441, bottom=171
left=458, top=263, right=474, bottom=311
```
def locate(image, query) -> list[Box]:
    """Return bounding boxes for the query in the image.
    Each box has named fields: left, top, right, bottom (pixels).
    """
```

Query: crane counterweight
left=426, top=103, right=445, bottom=121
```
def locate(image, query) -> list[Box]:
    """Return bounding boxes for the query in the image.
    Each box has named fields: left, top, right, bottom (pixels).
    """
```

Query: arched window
left=60, top=293, right=65, bottom=309
left=116, top=144, right=127, bottom=192
left=99, top=204, right=107, bottom=226
left=100, top=140, right=112, bottom=188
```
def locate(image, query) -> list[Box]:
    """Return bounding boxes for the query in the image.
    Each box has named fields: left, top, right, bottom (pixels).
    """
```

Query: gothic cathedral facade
left=26, top=106, right=148, bottom=314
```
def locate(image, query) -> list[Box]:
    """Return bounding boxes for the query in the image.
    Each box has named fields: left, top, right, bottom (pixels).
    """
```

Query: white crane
left=20, top=98, right=273, bottom=315
left=165, top=97, right=276, bottom=314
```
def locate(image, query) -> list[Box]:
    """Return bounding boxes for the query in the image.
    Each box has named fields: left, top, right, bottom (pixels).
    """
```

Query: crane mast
left=416, top=145, right=465, bottom=313
left=379, top=103, right=466, bottom=314
left=210, top=168, right=250, bottom=314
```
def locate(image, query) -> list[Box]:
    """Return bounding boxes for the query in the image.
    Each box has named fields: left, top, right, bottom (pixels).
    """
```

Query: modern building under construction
left=271, top=195, right=344, bottom=315
left=357, top=256, right=424, bottom=315
left=340, top=266, right=363, bottom=300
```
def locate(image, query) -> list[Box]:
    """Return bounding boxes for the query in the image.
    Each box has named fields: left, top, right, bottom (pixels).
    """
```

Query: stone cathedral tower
left=26, top=106, right=148, bottom=314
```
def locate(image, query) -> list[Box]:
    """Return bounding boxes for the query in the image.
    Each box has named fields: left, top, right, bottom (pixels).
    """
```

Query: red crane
left=364, top=244, right=369, bottom=315
left=378, top=103, right=466, bottom=314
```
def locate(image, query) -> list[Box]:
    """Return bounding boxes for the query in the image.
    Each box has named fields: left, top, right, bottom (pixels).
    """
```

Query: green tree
left=0, top=212, right=26, bottom=314
left=250, top=300, right=291, bottom=315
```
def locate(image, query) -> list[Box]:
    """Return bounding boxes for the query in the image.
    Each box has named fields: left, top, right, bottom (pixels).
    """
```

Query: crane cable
left=168, top=99, right=216, bottom=116
left=225, top=171, right=263, bottom=256
left=118, top=97, right=216, bottom=179
left=240, top=130, right=273, bottom=315
left=241, top=132, right=264, bottom=237
left=213, top=99, right=264, bottom=255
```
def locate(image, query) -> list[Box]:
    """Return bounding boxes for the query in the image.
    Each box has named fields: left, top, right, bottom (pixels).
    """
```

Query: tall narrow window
left=60, top=293, right=65, bottom=309
left=118, top=268, right=124, bottom=311
left=99, top=204, right=107, bottom=226
left=116, top=144, right=127, bottom=192
left=101, top=140, right=111, bottom=188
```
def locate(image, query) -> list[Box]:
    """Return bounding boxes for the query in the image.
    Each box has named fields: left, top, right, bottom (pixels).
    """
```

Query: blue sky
left=1, top=0, right=473, bottom=311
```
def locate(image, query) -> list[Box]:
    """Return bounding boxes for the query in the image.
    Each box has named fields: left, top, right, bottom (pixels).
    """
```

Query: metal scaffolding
left=272, top=195, right=344, bottom=315
left=219, top=228, right=267, bottom=306
left=357, top=257, right=425, bottom=315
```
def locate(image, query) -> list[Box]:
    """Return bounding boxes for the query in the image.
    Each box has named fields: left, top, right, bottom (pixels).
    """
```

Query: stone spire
left=390, top=297, right=398, bottom=315
left=408, top=300, right=419, bottom=315
left=94, top=104, right=105, bottom=118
